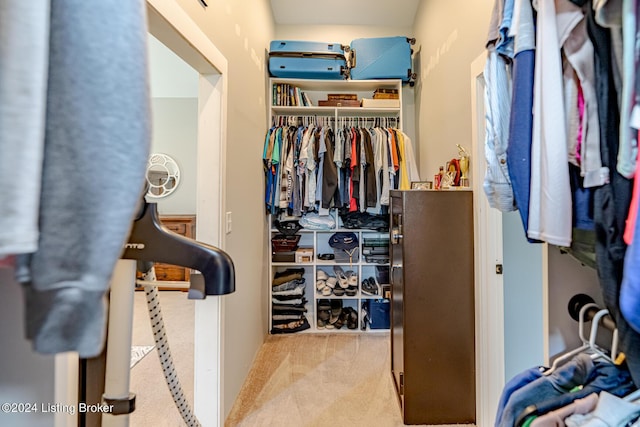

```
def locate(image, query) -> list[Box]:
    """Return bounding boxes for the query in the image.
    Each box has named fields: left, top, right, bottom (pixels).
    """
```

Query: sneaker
left=333, top=265, right=349, bottom=288
left=361, top=278, right=378, bottom=296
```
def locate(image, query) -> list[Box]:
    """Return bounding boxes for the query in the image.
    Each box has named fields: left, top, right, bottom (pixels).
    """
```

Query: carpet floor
left=225, top=333, right=462, bottom=427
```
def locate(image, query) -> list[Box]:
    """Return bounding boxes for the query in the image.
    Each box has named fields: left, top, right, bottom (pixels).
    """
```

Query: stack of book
left=272, top=83, right=313, bottom=107
left=361, top=88, right=400, bottom=108
left=318, top=93, right=360, bottom=107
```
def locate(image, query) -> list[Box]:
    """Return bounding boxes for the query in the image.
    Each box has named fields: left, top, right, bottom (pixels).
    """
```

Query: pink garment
left=0, top=255, right=15, bottom=269
left=349, top=128, right=358, bottom=212
left=575, top=83, right=585, bottom=165
left=530, top=393, right=599, bottom=427
left=624, top=131, right=640, bottom=244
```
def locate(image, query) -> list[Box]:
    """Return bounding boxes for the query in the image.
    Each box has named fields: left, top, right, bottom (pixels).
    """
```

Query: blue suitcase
left=269, top=40, right=348, bottom=80
left=349, top=36, right=416, bottom=83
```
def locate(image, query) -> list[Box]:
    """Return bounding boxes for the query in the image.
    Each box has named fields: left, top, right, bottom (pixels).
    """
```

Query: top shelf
left=270, top=78, right=402, bottom=92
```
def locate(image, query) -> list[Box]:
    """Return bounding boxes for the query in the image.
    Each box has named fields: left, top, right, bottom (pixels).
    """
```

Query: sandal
left=333, top=265, right=349, bottom=289
left=318, top=299, right=331, bottom=312
left=333, top=287, right=345, bottom=296
left=346, top=307, right=358, bottom=330
left=317, top=269, right=329, bottom=281
left=329, top=299, right=343, bottom=324
left=346, top=270, right=358, bottom=288
left=326, top=276, right=338, bottom=289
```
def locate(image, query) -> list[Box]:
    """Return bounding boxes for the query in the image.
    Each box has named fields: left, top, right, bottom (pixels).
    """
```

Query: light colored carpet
left=129, top=290, right=195, bottom=427
left=225, top=333, right=460, bottom=427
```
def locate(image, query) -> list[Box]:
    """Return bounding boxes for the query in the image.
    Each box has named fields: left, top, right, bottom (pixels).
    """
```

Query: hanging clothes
left=1, top=0, right=151, bottom=357
left=263, top=120, right=417, bottom=218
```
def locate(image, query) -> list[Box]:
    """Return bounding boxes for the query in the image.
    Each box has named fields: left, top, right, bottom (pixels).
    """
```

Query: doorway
left=470, top=51, right=548, bottom=427
left=146, top=3, right=229, bottom=425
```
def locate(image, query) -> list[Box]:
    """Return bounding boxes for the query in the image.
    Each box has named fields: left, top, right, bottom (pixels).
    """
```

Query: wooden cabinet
left=154, top=215, right=196, bottom=284
left=389, top=190, right=475, bottom=425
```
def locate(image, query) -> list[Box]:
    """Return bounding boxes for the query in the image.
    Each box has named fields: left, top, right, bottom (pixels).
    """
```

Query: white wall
left=148, top=34, right=198, bottom=215
left=502, top=212, right=544, bottom=380
left=172, top=0, right=275, bottom=418
left=149, top=34, right=199, bottom=98
left=412, top=0, right=494, bottom=182
left=0, top=270, right=56, bottom=427
left=150, top=97, right=198, bottom=215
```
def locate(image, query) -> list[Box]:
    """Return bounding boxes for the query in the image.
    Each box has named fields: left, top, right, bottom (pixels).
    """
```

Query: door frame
left=146, top=2, right=229, bottom=425
left=470, top=51, right=505, bottom=427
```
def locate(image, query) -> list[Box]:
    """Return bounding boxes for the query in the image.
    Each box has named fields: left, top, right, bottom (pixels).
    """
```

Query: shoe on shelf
left=333, top=287, right=345, bottom=296
left=361, top=278, right=378, bottom=296
left=316, top=279, right=326, bottom=291
left=318, top=299, right=331, bottom=312
left=369, top=276, right=381, bottom=295
left=345, top=307, right=358, bottom=330
left=329, top=299, right=343, bottom=324
left=317, top=269, right=329, bottom=281
left=317, top=318, right=326, bottom=329
left=346, top=270, right=358, bottom=287
left=318, top=309, right=330, bottom=322
left=321, top=285, right=332, bottom=296
left=333, top=265, right=349, bottom=288
left=345, top=285, right=357, bottom=297
left=326, top=276, right=338, bottom=289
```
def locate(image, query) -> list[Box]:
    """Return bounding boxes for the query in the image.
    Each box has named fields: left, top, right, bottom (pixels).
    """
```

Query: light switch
left=226, top=212, right=232, bottom=234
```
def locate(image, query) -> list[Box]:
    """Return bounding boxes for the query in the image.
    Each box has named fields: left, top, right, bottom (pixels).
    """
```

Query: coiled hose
left=140, top=268, right=201, bottom=427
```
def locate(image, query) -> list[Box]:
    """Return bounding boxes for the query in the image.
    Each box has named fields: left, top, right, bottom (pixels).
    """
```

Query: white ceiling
left=270, top=0, right=420, bottom=27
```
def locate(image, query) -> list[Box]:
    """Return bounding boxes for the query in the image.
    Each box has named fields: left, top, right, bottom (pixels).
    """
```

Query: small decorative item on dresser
left=411, top=181, right=433, bottom=190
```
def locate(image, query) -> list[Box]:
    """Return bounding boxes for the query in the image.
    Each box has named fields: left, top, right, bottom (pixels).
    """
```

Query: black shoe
left=361, top=278, right=378, bottom=296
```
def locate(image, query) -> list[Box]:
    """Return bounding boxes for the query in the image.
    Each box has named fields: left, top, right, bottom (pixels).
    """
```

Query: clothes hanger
left=585, top=308, right=618, bottom=364
left=122, top=200, right=235, bottom=299
left=543, top=302, right=599, bottom=376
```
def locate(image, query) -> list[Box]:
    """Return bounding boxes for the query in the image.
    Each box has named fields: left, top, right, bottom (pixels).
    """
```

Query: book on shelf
left=327, top=93, right=358, bottom=101
left=272, top=83, right=313, bottom=107
left=361, top=98, right=400, bottom=108
left=318, top=99, right=361, bottom=107
left=374, top=88, right=399, bottom=95
left=373, top=93, right=400, bottom=100
left=302, top=92, right=313, bottom=107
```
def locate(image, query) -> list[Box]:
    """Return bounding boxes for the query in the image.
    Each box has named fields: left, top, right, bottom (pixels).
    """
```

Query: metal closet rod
left=272, top=115, right=400, bottom=127
left=569, top=293, right=616, bottom=332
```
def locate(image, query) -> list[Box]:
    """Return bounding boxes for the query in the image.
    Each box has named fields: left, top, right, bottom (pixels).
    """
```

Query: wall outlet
left=226, top=212, right=232, bottom=234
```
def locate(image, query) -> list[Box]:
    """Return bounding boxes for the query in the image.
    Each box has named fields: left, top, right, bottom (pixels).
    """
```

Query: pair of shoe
left=316, top=269, right=339, bottom=296
left=317, top=299, right=332, bottom=329
left=361, top=277, right=380, bottom=296
left=342, top=306, right=358, bottom=330
left=333, top=266, right=358, bottom=289
left=323, top=299, right=343, bottom=330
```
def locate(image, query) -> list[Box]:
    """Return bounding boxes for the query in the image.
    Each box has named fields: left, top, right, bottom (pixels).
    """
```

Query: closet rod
left=568, top=293, right=616, bottom=332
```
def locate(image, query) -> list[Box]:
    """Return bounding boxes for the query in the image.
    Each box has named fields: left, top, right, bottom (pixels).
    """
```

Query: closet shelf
left=271, top=106, right=400, bottom=115
left=270, top=78, right=401, bottom=91
left=268, top=78, right=398, bottom=335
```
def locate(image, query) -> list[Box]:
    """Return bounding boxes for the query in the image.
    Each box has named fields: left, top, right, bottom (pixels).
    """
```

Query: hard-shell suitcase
left=269, top=40, right=348, bottom=80
left=349, top=36, right=416, bottom=83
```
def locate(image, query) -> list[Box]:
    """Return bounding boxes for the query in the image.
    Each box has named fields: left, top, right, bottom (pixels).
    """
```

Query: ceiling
left=269, top=0, right=420, bottom=27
